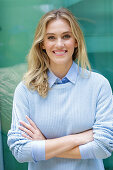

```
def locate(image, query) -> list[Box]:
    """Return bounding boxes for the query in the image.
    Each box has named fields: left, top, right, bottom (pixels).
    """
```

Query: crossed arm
left=19, top=115, right=93, bottom=160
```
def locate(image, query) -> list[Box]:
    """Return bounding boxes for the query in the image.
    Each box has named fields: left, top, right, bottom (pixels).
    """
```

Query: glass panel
left=67, top=0, right=113, bottom=90
left=0, top=113, right=4, bottom=170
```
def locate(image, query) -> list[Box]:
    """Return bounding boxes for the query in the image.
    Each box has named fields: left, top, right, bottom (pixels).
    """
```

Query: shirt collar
left=47, top=62, right=78, bottom=88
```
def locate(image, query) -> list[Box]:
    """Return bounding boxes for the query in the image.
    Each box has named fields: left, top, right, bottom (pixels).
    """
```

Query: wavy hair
left=23, top=8, right=91, bottom=97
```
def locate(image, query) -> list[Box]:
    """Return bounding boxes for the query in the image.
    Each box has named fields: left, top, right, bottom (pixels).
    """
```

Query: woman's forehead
left=46, top=18, right=72, bottom=34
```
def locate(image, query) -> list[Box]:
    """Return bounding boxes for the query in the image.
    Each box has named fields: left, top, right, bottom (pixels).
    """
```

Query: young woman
left=7, top=8, right=113, bottom=170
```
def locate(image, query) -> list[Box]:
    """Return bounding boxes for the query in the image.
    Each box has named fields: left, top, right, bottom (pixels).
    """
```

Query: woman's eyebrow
left=46, top=31, right=72, bottom=35
left=62, top=31, right=72, bottom=34
left=46, top=33, right=55, bottom=35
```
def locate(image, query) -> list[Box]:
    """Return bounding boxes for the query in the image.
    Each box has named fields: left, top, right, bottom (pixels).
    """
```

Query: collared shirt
left=47, top=61, right=78, bottom=87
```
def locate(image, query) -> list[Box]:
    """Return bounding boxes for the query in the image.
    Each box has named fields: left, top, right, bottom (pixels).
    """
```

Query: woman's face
left=43, top=18, right=78, bottom=68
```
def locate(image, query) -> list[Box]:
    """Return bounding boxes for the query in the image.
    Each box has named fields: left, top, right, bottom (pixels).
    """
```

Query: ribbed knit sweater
left=7, top=63, right=113, bottom=170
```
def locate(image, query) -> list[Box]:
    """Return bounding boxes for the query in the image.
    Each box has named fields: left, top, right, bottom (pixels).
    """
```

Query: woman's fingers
left=22, top=133, right=32, bottom=140
left=26, top=115, right=38, bottom=130
left=19, top=124, right=33, bottom=138
left=19, top=116, right=46, bottom=140
left=19, top=120, right=35, bottom=133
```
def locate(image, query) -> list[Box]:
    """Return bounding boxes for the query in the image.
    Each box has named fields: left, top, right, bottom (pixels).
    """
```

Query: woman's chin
left=51, top=58, right=72, bottom=66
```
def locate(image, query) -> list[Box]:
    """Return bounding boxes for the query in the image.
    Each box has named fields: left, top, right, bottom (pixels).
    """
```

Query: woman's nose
left=56, top=38, right=64, bottom=48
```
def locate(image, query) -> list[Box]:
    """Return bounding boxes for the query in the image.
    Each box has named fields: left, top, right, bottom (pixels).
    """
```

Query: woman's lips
left=53, top=50, right=67, bottom=55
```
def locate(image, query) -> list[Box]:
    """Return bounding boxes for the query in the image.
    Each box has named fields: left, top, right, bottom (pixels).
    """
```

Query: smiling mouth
left=53, top=50, right=67, bottom=55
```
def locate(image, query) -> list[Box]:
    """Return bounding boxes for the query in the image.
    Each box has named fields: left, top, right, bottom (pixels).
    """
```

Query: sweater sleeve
left=7, top=82, right=45, bottom=163
left=79, top=77, right=113, bottom=159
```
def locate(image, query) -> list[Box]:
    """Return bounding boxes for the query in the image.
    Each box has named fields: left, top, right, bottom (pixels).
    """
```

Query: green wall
left=0, top=0, right=113, bottom=170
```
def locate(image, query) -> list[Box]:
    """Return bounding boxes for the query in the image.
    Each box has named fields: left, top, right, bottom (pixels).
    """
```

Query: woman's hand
left=19, top=115, right=46, bottom=140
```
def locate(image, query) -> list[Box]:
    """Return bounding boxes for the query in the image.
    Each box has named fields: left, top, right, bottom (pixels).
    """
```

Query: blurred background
left=0, top=0, right=113, bottom=170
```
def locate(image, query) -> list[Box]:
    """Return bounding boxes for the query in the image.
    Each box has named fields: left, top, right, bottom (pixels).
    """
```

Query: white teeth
left=55, top=52, right=65, bottom=54
left=54, top=51, right=66, bottom=54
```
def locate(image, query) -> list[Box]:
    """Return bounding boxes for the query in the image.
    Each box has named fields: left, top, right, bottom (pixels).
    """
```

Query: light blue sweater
left=7, top=62, right=113, bottom=170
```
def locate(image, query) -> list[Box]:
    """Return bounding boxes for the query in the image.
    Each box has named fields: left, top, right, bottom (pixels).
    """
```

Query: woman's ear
left=42, top=45, right=45, bottom=49
left=75, top=40, right=78, bottom=48
left=41, top=43, right=46, bottom=53
left=42, top=42, right=45, bottom=50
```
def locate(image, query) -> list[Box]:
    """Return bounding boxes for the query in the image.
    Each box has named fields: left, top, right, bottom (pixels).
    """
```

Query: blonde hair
left=23, top=8, right=91, bottom=97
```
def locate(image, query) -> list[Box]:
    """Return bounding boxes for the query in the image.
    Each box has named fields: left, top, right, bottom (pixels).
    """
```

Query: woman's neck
left=50, top=61, right=73, bottom=79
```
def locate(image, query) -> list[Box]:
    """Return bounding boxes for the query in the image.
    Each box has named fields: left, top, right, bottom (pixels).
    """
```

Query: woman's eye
left=48, top=36, right=55, bottom=40
left=63, top=34, right=71, bottom=39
